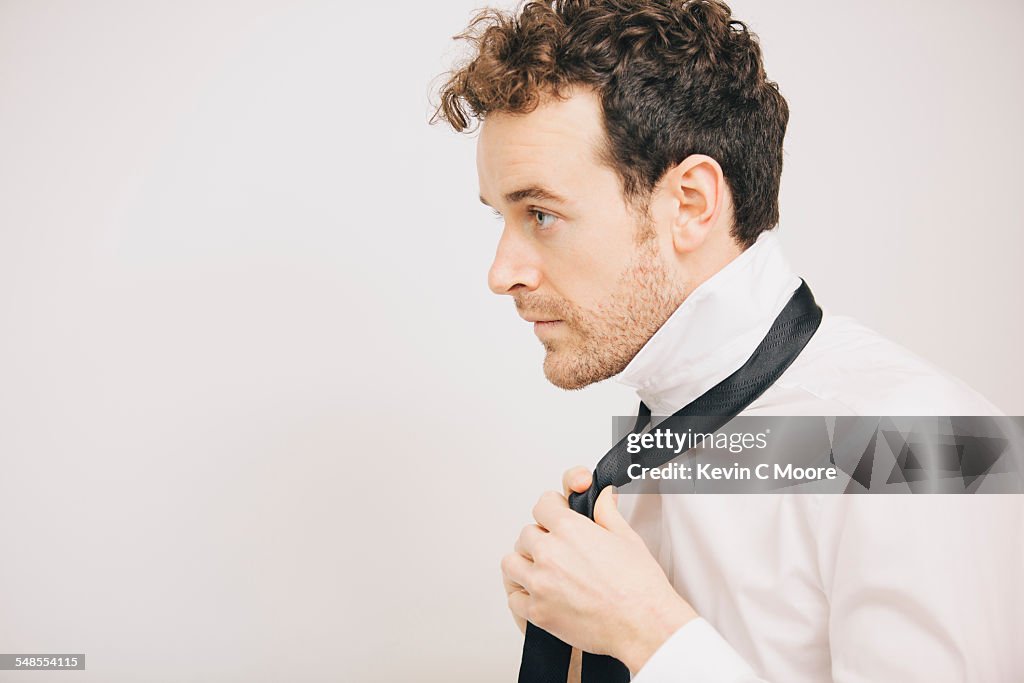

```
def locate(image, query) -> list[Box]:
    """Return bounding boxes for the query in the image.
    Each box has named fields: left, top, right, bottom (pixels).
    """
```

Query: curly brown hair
left=432, top=0, right=789, bottom=247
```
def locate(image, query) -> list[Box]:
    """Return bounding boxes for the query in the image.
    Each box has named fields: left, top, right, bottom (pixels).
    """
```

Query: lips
left=532, top=320, right=563, bottom=337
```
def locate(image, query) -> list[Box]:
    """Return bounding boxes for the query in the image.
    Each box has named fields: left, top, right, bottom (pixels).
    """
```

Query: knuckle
left=532, top=498, right=552, bottom=518
left=534, top=544, right=562, bottom=573
left=529, top=532, right=549, bottom=561
left=516, top=525, right=537, bottom=557
left=551, top=515, right=574, bottom=536
left=529, top=571, right=550, bottom=597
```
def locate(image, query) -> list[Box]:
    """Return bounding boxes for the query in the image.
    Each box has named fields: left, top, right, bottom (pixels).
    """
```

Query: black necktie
left=518, top=279, right=823, bottom=683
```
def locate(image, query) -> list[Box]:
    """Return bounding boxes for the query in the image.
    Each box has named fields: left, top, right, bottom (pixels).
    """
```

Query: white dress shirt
left=614, top=230, right=1023, bottom=682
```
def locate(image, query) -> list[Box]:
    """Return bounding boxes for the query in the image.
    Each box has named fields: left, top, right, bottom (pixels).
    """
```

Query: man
left=433, top=1, right=1021, bottom=681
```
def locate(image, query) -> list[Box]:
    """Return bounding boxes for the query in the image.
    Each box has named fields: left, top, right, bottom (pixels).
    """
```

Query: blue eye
left=530, top=210, right=557, bottom=230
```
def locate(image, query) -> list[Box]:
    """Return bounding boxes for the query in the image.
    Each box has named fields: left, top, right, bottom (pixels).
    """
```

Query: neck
left=672, top=227, right=746, bottom=299
left=615, top=229, right=802, bottom=414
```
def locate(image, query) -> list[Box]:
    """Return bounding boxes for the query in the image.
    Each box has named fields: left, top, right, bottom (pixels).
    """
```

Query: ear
left=661, top=154, right=727, bottom=254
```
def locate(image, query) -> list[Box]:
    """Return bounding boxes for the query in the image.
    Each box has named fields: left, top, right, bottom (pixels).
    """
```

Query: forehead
left=476, top=89, right=610, bottom=203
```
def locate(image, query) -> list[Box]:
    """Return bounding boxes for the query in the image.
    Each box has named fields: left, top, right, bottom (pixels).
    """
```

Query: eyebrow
left=479, top=185, right=569, bottom=208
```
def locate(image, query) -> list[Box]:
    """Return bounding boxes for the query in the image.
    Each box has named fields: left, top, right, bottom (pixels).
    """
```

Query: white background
left=0, top=1, right=1021, bottom=681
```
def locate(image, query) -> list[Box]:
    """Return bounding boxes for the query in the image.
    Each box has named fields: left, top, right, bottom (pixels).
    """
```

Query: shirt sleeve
left=629, top=618, right=769, bottom=682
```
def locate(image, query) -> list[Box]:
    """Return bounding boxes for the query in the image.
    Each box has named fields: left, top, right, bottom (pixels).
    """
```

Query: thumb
left=593, top=485, right=632, bottom=536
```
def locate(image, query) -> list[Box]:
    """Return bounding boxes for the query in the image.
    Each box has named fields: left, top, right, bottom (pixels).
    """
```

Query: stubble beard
left=524, top=231, right=688, bottom=391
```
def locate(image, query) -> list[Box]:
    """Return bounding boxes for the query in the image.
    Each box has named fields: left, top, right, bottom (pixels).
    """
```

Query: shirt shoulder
left=751, top=313, right=1003, bottom=416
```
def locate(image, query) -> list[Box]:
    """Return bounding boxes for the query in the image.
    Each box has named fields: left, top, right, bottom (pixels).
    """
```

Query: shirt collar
left=614, top=229, right=802, bottom=415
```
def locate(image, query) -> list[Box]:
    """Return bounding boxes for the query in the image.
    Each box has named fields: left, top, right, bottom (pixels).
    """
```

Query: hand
left=501, top=466, right=600, bottom=636
left=500, top=466, right=698, bottom=675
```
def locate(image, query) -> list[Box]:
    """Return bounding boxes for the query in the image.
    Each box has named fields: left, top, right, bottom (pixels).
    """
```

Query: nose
left=488, top=225, right=541, bottom=295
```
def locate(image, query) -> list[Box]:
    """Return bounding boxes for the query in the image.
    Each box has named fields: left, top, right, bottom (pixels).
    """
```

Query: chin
left=542, top=351, right=605, bottom=391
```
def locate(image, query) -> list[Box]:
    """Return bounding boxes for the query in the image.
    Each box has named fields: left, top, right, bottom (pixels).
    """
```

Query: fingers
left=532, top=490, right=573, bottom=533
left=514, top=523, right=546, bottom=561
left=503, top=569, right=524, bottom=597
left=562, top=466, right=593, bottom=497
left=502, top=561, right=529, bottom=635
left=500, top=551, right=532, bottom=592
left=507, top=588, right=530, bottom=627
left=593, top=485, right=634, bottom=537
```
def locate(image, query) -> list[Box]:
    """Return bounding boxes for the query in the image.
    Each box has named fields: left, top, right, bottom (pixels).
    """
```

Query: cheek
left=546, top=262, right=613, bottom=314
left=547, top=220, right=636, bottom=301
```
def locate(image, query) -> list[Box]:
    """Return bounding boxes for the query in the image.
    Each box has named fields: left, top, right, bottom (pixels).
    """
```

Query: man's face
left=477, top=88, right=687, bottom=390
